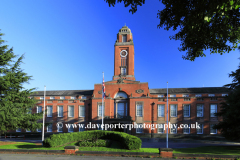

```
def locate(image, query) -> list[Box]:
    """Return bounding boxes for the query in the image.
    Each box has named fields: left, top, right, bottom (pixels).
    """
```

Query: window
left=58, top=106, right=63, bottom=117
left=136, top=124, right=143, bottom=133
left=222, top=94, right=228, bottom=96
left=158, top=105, right=164, bottom=117
left=37, top=128, right=42, bottom=132
left=182, top=94, right=189, bottom=97
left=115, top=92, right=128, bottom=98
left=170, top=104, right=177, bottom=117
left=117, top=103, right=125, bottom=118
left=98, top=104, right=104, bottom=117
left=183, top=124, right=190, bottom=134
left=26, top=129, right=31, bottom=132
left=170, top=94, right=176, bottom=97
left=121, top=68, right=127, bottom=75
left=68, top=124, right=74, bottom=132
left=170, top=124, right=177, bottom=134
left=47, top=124, right=52, bottom=132
left=27, top=108, right=32, bottom=114
left=37, top=106, right=42, bottom=113
left=210, top=104, right=217, bottom=117
left=122, top=34, right=127, bottom=42
left=79, top=106, right=85, bottom=117
left=208, top=94, right=215, bottom=97
left=16, top=128, right=21, bottom=132
left=195, top=94, right=202, bottom=97
left=79, top=124, right=85, bottom=132
left=136, top=103, right=143, bottom=117
left=68, top=106, right=74, bottom=117
left=183, top=105, right=190, bottom=117
left=71, top=96, right=76, bottom=99
left=197, top=104, right=204, bottom=117
left=158, top=95, right=164, bottom=97
left=158, top=124, right=164, bottom=133
left=81, top=96, right=86, bottom=99
left=60, top=96, right=65, bottom=99
left=40, top=97, right=44, bottom=100
left=197, top=124, right=203, bottom=134
left=47, top=106, right=52, bottom=117
left=57, top=123, right=63, bottom=132
left=50, top=96, right=55, bottom=99
left=210, top=124, right=217, bottom=134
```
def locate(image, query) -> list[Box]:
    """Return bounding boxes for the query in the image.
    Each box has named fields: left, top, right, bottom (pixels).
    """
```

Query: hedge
left=43, top=130, right=142, bottom=150
left=78, top=139, right=110, bottom=147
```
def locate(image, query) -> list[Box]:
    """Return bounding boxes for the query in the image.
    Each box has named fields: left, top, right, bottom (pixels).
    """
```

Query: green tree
left=214, top=62, right=240, bottom=140
left=105, top=0, right=240, bottom=61
left=0, top=31, right=42, bottom=134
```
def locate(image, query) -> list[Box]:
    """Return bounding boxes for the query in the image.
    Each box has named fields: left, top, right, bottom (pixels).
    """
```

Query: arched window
left=114, top=92, right=128, bottom=98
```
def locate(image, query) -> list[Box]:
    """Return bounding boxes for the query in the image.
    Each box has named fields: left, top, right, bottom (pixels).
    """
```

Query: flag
left=102, top=73, right=105, bottom=100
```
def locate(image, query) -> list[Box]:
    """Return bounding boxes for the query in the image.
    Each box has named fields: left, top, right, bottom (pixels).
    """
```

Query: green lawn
left=173, top=146, right=240, bottom=155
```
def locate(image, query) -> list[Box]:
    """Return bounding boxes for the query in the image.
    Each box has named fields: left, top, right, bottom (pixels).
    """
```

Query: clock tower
left=113, top=25, right=135, bottom=81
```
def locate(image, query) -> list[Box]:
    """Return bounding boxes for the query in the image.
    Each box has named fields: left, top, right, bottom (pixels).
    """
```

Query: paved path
left=0, top=154, right=187, bottom=160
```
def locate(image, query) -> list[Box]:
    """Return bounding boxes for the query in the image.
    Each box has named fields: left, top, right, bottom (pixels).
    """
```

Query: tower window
left=122, top=35, right=127, bottom=42
left=121, top=68, right=126, bottom=75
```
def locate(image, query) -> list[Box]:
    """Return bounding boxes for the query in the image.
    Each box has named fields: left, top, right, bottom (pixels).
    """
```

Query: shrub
left=43, top=130, right=142, bottom=150
left=78, top=139, right=110, bottom=147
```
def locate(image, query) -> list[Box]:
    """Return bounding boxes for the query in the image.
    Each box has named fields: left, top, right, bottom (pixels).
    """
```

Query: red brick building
left=22, top=25, right=229, bottom=137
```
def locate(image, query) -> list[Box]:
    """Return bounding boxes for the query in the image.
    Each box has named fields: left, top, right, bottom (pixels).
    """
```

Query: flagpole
left=42, top=85, right=46, bottom=144
left=166, top=82, right=168, bottom=148
left=102, top=72, right=104, bottom=130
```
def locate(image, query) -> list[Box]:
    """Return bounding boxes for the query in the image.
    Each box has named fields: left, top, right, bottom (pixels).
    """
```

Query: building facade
left=18, top=25, right=229, bottom=136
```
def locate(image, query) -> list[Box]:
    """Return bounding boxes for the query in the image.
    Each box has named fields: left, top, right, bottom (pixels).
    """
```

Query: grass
left=0, top=141, right=159, bottom=153
left=173, top=146, right=240, bottom=155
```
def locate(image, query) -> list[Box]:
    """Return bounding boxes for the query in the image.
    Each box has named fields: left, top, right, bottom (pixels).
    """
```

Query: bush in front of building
left=78, top=139, right=110, bottom=147
left=43, top=130, right=142, bottom=150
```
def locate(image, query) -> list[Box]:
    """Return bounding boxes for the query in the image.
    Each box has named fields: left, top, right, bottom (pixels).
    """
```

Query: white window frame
left=158, top=124, right=164, bottom=134
left=136, top=104, right=143, bottom=117
left=197, top=124, right=203, bottom=134
left=79, top=124, right=85, bottom=132
left=183, top=124, right=190, bottom=134
left=37, top=106, right=42, bottom=113
left=136, top=124, right=143, bottom=133
left=170, top=124, right=177, bottom=134
left=208, top=94, right=215, bottom=97
left=40, top=97, right=44, bottom=100
left=158, top=104, right=164, bottom=117
left=60, top=96, right=65, bottom=99
left=71, top=96, right=76, bottom=99
left=47, top=124, right=52, bottom=132
left=79, top=105, right=85, bottom=117
left=57, top=123, right=63, bottom=132
left=57, top=106, right=63, bottom=117
left=47, top=106, right=53, bottom=117
left=183, top=104, right=190, bottom=117
left=122, top=34, right=127, bottom=42
left=195, top=94, right=202, bottom=97
left=197, top=104, right=204, bottom=117
left=50, top=96, right=55, bottom=99
left=170, top=104, right=177, bottom=117
left=98, top=104, right=104, bottom=117
left=210, top=104, right=217, bottom=117
left=68, top=106, right=74, bottom=117
left=68, top=124, right=74, bottom=132
left=81, top=96, right=86, bottom=99
left=210, top=124, right=217, bottom=134
left=16, top=128, right=21, bottom=132
left=158, top=95, right=164, bottom=98
left=182, top=94, right=189, bottom=97
left=170, top=94, right=176, bottom=97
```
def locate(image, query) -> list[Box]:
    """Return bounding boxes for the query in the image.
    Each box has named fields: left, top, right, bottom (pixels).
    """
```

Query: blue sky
left=1, top=0, right=239, bottom=91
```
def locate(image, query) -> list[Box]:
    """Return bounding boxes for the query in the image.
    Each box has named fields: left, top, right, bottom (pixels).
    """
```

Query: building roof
left=31, top=90, right=94, bottom=96
left=149, top=87, right=229, bottom=94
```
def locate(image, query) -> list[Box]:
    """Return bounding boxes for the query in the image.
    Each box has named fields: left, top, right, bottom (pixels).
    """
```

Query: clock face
left=120, top=50, right=128, bottom=57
